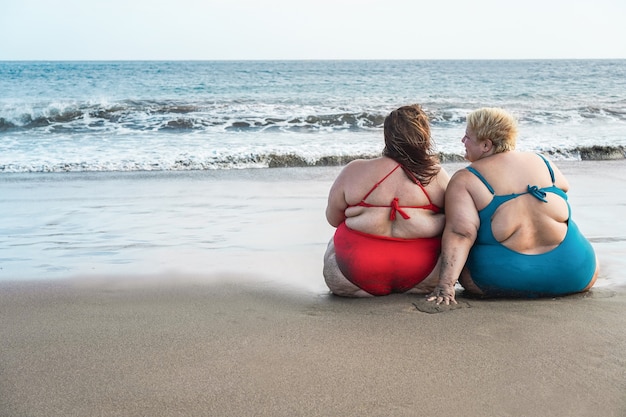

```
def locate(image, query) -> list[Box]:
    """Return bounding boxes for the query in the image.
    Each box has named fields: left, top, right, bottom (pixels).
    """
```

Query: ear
left=483, top=139, right=493, bottom=152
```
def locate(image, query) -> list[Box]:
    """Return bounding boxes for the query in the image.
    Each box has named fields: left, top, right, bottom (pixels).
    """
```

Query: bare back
left=467, top=152, right=569, bottom=254
left=326, top=157, right=449, bottom=239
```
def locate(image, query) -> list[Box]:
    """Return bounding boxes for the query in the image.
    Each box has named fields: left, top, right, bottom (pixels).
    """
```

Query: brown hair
left=382, top=104, right=440, bottom=185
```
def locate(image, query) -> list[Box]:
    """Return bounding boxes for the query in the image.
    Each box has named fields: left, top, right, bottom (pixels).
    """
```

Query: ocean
left=1, top=60, right=625, bottom=173
left=1, top=60, right=625, bottom=285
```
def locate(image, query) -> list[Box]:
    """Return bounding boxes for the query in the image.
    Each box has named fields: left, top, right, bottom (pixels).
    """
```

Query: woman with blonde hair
left=428, top=107, right=598, bottom=304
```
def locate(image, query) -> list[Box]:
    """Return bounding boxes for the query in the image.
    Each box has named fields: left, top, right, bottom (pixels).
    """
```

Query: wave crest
left=4, top=146, right=622, bottom=173
left=3, top=99, right=624, bottom=134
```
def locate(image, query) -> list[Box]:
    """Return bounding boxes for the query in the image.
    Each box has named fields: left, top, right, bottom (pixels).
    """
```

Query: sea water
left=1, top=60, right=625, bottom=172
left=1, top=60, right=625, bottom=285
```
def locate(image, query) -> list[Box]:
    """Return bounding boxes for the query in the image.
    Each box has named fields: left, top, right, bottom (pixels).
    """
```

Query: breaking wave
left=2, top=99, right=625, bottom=134
left=0, top=146, right=623, bottom=173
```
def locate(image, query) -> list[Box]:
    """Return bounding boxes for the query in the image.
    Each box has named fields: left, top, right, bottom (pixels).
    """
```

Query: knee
left=323, top=258, right=371, bottom=297
left=323, top=259, right=353, bottom=296
left=322, top=238, right=372, bottom=297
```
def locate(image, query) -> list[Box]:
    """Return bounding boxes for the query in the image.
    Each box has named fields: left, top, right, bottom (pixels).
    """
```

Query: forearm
left=427, top=232, right=474, bottom=305
left=438, top=232, right=474, bottom=287
left=428, top=169, right=479, bottom=304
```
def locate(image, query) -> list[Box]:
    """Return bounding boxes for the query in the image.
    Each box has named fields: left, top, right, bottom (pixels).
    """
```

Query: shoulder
left=444, top=168, right=478, bottom=201
left=335, top=158, right=370, bottom=178
left=448, top=165, right=496, bottom=203
left=468, top=150, right=535, bottom=178
left=429, top=164, right=451, bottom=187
left=342, top=157, right=381, bottom=171
left=333, top=157, right=382, bottom=188
left=434, top=163, right=450, bottom=178
left=449, top=166, right=475, bottom=185
left=444, top=168, right=481, bottom=217
left=536, top=154, right=569, bottom=191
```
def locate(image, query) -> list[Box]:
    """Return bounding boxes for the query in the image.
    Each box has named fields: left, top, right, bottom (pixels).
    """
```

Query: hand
left=426, top=284, right=457, bottom=305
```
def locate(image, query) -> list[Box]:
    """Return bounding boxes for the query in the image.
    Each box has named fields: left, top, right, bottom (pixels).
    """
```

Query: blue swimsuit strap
left=537, top=153, right=556, bottom=183
left=466, top=153, right=556, bottom=197
left=536, top=154, right=571, bottom=218
left=466, top=154, right=571, bottom=218
left=466, top=166, right=495, bottom=194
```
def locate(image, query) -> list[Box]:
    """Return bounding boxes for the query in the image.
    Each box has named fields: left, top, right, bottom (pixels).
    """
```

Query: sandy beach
left=1, top=160, right=626, bottom=417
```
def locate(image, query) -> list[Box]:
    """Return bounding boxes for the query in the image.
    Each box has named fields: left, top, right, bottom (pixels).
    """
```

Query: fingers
left=426, top=289, right=457, bottom=305
left=435, top=297, right=457, bottom=306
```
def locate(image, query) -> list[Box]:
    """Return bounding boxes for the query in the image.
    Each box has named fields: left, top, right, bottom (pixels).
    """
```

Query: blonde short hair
left=466, top=107, right=518, bottom=153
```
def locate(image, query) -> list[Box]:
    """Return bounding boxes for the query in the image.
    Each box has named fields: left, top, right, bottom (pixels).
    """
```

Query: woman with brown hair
left=323, top=104, right=450, bottom=297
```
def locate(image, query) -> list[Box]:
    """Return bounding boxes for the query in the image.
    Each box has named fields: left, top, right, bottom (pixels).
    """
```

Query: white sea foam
left=1, top=60, right=625, bottom=172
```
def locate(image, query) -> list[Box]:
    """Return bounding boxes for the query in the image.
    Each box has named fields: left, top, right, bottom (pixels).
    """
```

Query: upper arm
left=437, top=170, right=482, bottom=286
left=444, top=171, right=481, bottom=243
left=325, top=166, right=351, bottom=227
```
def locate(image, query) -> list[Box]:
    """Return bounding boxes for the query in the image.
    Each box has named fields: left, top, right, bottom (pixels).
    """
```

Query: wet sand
left=1, top=160, right=626, bottom=416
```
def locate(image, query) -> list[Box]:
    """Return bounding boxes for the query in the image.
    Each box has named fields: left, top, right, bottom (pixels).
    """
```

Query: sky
left=2, top=0, right=625, bottom=61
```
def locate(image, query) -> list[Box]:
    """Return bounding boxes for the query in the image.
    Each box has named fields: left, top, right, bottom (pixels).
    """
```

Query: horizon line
left=2, top=57, right=625, bottom=62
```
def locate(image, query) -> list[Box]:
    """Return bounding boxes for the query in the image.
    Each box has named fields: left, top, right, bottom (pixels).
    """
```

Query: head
left=464, top=108, right=518, bottom=160
left=383, top=104, right=440, bottom=184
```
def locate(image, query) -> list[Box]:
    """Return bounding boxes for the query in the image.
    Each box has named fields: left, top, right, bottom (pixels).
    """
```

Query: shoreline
left=1, top=159, right=625, bottom=288
left=1, top=144, right=625, bottom=174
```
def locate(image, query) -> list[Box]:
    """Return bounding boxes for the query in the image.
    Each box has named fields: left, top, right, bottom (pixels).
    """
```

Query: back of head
left=383, top=104, right=440, bottom=185
left=466, top=107, right=518, bottom=153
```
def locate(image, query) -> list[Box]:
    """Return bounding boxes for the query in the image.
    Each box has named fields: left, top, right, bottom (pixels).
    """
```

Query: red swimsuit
left=333, top=164, right=442, bottom=296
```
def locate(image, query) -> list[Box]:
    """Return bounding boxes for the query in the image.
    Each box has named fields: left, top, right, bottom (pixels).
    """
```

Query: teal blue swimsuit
left=466, top=155, right=596, bottom=297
